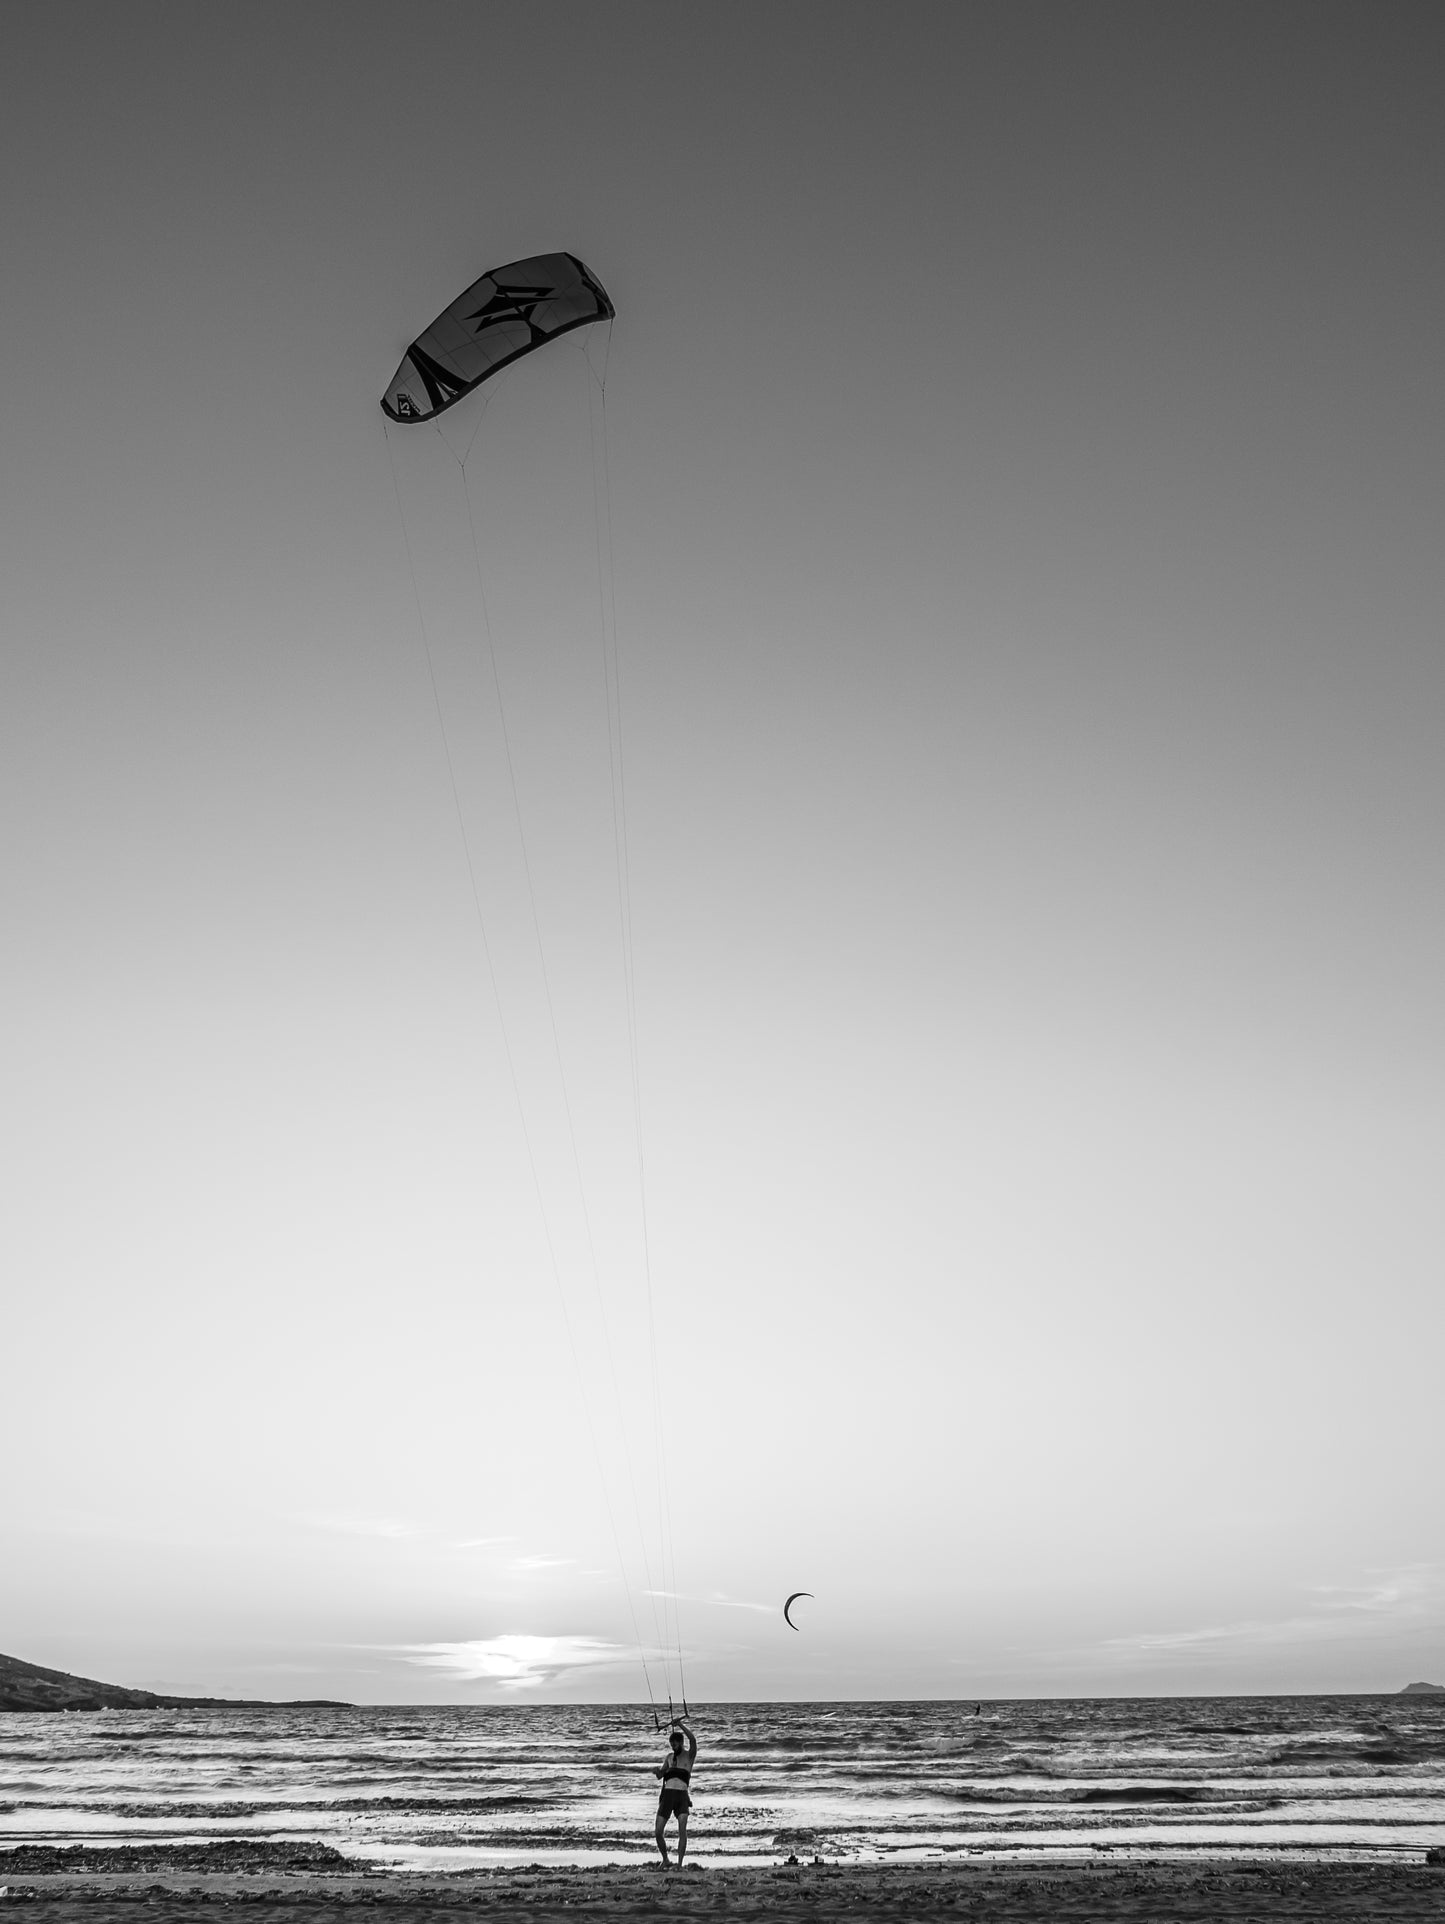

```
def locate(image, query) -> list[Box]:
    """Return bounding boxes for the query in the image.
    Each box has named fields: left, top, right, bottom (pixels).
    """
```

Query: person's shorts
left=657, top=1787, right=692, bottom=1819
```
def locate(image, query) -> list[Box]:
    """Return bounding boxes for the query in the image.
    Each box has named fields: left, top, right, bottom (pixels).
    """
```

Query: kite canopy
left=381, top=252, right=614, bottom=424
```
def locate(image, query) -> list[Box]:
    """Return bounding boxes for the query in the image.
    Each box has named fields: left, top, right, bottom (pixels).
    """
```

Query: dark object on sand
left=0, top=1650, right=348, bottom=1713
left=0, top=1842, right=362, bottom=1875
left=1427, top=1846, right=1445, bottom=1865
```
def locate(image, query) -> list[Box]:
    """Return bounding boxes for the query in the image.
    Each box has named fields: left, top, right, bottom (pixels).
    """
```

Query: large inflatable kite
left=381, top=252, right=614, bottom=424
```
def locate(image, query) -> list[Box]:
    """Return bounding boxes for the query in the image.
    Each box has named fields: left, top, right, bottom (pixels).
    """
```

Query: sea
left=3, top=1698, right=1444, bottom=1869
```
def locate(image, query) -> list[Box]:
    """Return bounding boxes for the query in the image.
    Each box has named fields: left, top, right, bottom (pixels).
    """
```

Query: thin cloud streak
left=1100, top=1568, right=1440, bottom=1659
left=297, top=1514, right=429, bottom=1542
left=643, top=1589, right=776, bottom=1615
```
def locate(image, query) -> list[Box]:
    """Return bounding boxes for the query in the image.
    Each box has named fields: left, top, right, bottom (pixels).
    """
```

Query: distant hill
left=0, top=1651, right=347, bottom=1712
left=1400, top=1680, right=1445, bottom=1694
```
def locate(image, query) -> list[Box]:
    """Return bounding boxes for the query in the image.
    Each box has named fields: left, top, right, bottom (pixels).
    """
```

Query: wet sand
left=2, top=1846, right=1444, bottom=1920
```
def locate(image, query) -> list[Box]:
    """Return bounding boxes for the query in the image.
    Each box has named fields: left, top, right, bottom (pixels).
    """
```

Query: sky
left=3, top=0, right=1443, bottom=1705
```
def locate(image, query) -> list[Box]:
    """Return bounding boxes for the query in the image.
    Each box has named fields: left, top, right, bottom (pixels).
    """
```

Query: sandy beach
left=4, top=1847, right=1445, bottom=1920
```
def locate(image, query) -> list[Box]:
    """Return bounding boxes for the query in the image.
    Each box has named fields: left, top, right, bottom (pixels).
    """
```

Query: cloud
left=298, top=1513, right=428, bottom=1541
left=403, top=1635, right=633, bottom=1690
left=510, top=1554, right=576, bottom=1573
left=643, top=1588, right=775, bottom=1615
left=1306, top=1571, right=1434, bottom=1614
left=1100, top=1566, right=1441, bottom=1660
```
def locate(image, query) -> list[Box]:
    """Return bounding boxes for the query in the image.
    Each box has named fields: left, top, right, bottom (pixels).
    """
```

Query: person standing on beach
left=653, top=1719, right=697, bottom=1866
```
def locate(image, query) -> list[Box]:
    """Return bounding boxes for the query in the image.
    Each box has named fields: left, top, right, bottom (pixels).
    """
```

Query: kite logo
left=465, top=283, right=556, bottom=335
left=393, top=390, right=419, bottom=418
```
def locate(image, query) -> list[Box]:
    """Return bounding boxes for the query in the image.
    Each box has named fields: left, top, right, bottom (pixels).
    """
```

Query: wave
left=5, top=1697, right=1443, bottom=1867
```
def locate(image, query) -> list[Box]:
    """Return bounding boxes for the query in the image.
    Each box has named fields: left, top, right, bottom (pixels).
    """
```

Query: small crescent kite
left=783, top=1592, right=814, bottom=1631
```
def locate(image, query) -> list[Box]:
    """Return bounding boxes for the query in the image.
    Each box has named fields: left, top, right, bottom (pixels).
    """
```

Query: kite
left=381, top=252, right=614, bottom=423
left=783, top=1592, right=814, bottom=1631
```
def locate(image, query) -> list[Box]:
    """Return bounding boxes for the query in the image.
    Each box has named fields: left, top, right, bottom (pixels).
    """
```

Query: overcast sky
left=4, top=0, right=1443, bottom=1704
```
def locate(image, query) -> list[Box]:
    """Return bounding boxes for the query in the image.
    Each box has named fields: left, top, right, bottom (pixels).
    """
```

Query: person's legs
left=676, top=1810, right=689, bottom=1867
left=654, top=1806, right=669, bottom=1864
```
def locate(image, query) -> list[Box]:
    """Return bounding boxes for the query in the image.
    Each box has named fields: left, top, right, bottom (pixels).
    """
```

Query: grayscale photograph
left=2, top=2, right=1442, bottom=1918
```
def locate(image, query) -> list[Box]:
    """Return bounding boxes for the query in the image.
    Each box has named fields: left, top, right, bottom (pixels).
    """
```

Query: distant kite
left=784, top=1592, right=814, bottom=1631
left=381, top=252, right=614, bottom=424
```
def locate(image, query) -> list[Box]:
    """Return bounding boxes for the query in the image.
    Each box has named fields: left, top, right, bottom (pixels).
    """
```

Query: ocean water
left=2, top=1697, right=1443, bottom=1868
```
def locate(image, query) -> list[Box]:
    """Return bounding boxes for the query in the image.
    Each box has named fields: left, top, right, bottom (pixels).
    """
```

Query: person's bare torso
left=662, top=1734, right=695, bottom=1790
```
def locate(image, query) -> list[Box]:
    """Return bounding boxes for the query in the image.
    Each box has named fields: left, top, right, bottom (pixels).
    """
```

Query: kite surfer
left=653, top=1718, right=697, bottom=1866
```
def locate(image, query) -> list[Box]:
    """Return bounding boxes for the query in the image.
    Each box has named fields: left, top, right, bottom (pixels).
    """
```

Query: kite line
left=378, top=258, right=685, bottom=1718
